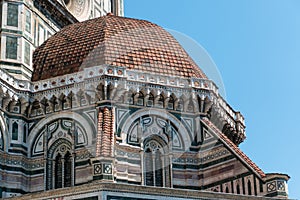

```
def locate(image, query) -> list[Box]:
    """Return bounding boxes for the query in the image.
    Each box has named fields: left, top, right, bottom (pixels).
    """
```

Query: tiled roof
left=32, top=14, right=207, bottom=81
left=202, top=118, right=266, bottom=178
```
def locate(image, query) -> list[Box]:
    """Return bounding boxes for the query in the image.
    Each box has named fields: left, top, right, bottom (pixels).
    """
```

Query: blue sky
left=125, top=1, right=299, bottom=199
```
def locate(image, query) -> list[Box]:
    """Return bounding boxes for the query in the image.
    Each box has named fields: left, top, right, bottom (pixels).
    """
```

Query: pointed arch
left=7, top=100, right=14, bottom=113
left=186, top=98, right=195, bottom=112
left=155, top=94, right=164, bottom=108
left=176, top=97, right=184, bottom=111
left=12, top=121, right=18, bottom=140
left=143, top=136, right=170, bottom=187
left=59, top=93, right=67, bottom=110
left=77, top=90, right=88, bottom=106
left=137, top=91, right=144, bottom=106
left=47, top=138, right=73, bottom=190
left=147, top=92, right=154, bottom=107
left=167, top=95, right=175, bottom=110
left=67, top=91, right=76, bottom=108
left=50, top=95, right=59, bottom=111
left=40, top=97, right=49, bottom=113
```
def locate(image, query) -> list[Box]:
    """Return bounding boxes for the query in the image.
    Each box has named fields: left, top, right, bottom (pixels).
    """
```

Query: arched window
left=54, top=150, right=72, bottom=189
left=47, top=140, right=73, bottom=190
left=54, top=154, right=63, bottom=189
left=144, top=140, right=169, bottom=187
left=236, top=184, right=241, bottom=194
left=23, top=124, right=27, bottom=143
left=145, top=148, right=154, bottom=186
left=12, top=122, right=18, bottom=140
left=248, top=180, right=252, bottom=195
left=64, top=152, right=72, bottom=187
left=154, top=150, right=163, bottom=187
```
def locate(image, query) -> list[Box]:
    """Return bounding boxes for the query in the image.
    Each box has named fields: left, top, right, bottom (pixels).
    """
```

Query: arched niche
left=119, top=108, right=192, bottom=152
left=29, top=112, right=95, bottom=157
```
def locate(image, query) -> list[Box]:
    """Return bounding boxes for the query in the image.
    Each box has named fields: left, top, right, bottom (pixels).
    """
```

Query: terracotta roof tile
left=32, top=15, right=207, bottom=81
left=202, top=118, right=266, bottom=178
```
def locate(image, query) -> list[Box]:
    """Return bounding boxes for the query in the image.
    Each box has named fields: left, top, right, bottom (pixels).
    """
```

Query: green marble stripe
left=173, top=155, right=235, bottom=170
left=0, top=187, right=26, bottom=195
left=0, top=164, right=43, bottom=175
left=10, top=143, right=28, bottom=151
left=1, top=28, right=22, bottom=35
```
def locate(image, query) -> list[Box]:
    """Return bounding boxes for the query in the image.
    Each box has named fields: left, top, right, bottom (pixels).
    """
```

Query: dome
left=32, top=14, right=207, bottom=81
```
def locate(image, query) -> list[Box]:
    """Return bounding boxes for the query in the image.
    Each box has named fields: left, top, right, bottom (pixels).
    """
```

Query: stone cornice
left=4, top=181, right=289, bottom=200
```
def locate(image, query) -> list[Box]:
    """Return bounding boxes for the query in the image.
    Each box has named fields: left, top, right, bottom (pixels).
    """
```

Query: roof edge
left=202, top=118, right=266, bottom=178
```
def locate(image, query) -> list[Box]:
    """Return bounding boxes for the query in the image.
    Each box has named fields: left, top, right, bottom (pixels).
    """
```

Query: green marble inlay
left=6, top=36, right=18, bottom=59
left=25, top=9, right=31, bottom=33
left=7, top=3, right=18, bottom=27
left=24, top=41, right=30, bottom=65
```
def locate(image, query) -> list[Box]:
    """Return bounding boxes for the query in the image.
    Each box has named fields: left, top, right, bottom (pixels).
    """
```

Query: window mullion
left=162, top=154, right=165, bottom=187
left=152, top=152, right=155, bottom=186
left=62, top=157, right=65, bottom=188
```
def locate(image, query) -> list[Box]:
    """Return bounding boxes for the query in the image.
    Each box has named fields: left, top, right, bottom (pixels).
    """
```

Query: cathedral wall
left=115, top=144, right=142, bottom=184
left=0, top=151, right=44, bottom=195
left=75, top=165, right=93, bottom=185
left=28, top=175, right=44, bottom=192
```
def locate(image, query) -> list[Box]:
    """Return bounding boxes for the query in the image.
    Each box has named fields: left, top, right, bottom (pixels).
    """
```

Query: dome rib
left=32, top=15, right=207, bottom=81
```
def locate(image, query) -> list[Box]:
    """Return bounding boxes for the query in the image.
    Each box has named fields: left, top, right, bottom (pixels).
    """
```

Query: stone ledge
left=5, top=181, right=290, bottom=200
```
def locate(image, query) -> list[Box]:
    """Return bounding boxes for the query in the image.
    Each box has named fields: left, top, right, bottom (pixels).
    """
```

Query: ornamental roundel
left=144, top=140, right=162, bottom=153
left=63, top=0, right=91, bottom=21
left=59, top=144, right=67, bottom=153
